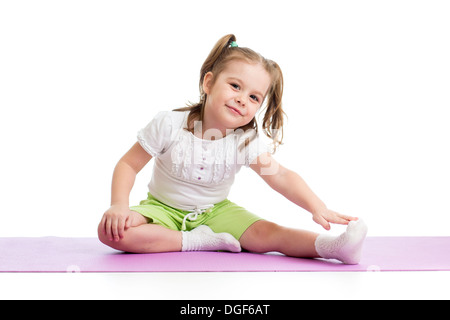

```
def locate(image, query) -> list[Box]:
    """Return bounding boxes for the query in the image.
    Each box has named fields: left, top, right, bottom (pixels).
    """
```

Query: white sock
left=181, top=225, right=241, bottom=253
left=315, top=219, right=368, bottom=265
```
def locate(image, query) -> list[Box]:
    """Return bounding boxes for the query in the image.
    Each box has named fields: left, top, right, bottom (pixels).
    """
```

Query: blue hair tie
left=230, top=41, right=238, bottom=48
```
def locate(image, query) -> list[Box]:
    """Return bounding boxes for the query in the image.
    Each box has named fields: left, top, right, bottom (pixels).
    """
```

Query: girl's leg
left=239, top=220, right=320, bottom=258
left=240, top=219, right=368, bottom=264
left=98, top=211, right=241, bottom=253
left=98, top=211, right=182, bottom=253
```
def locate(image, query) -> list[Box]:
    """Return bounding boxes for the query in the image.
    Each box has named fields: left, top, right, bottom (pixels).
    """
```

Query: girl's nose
left=236, top=94, right=246, bottom=106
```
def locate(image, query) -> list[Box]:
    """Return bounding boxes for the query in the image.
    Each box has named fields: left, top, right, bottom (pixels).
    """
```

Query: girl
left=98, top=34, right=368, bottom=264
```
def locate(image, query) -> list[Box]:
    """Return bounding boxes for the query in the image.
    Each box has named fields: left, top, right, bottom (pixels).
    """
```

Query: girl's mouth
left=226, top=105, right=242, bottom=116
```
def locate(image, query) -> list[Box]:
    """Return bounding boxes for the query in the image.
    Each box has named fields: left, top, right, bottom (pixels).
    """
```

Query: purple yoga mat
left=1, top=237, right=449, bottom=272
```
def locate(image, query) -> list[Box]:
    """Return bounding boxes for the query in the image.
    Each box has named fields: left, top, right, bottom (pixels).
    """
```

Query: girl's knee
left=97, top=223, right=115, bottom=248
left=97, top=222, right=107, bottom=243
left=240, top=220, right=281, bottom=253
left=97, top=222, right=127, bottom=251
left=97, top=229, right=130, bottom=252
left=249, top=220, right=281, bottom=239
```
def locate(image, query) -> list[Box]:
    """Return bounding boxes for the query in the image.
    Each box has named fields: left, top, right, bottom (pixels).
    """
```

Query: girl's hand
left=100, top=205, right=132, bottom=242
left=312, top=208, right=358, bottom=231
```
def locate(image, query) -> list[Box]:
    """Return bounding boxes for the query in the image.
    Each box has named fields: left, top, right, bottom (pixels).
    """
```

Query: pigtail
left=199, top=34, right=236, bottom=96
left=261, top=60, right=285, bottom=152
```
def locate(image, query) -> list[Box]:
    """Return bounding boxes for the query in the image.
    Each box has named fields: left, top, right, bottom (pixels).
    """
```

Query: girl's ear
left=202, top=72, right=214, bottom=95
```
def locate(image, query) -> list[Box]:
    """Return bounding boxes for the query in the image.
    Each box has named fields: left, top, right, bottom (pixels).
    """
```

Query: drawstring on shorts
left=181, top=204, right=214, bottom=231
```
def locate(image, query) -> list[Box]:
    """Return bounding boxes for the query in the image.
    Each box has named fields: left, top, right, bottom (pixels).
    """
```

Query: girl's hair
left=175, top=34, right=285, bottom=152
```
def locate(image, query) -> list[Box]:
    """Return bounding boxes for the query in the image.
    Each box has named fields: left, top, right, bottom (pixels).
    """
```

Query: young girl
left=98, top=34, right=368, bottom=264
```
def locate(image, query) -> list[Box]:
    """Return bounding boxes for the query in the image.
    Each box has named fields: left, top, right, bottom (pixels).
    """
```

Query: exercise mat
left=1, top=237, right=449, bottom=272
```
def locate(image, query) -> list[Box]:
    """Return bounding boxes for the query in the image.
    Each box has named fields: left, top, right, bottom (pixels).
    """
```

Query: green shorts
left=130, top=193, right=262, bottom=240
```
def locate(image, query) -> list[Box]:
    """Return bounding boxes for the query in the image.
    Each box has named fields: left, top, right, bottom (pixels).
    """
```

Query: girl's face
left=202, top=60, right=271, bottom=137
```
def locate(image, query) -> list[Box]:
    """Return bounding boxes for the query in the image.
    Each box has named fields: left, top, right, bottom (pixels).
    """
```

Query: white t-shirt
left=137, top=110, right=268, bottom=211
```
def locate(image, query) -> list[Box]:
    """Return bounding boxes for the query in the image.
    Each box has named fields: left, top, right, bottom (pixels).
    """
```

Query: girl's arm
left=100, top=142, right=152, bottom=241
left=110, top=142, right=152, bottom=207
left=250, top=153, right=357, bottom=230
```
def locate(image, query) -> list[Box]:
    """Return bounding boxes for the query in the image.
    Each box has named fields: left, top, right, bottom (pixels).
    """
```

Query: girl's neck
left=189, top=114, right=229, bottom=141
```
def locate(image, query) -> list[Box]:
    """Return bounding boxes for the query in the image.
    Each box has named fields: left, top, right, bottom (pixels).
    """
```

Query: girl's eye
left=250, top=95, right=259, bottom=102
left=231, top=83, right=240, bottom=90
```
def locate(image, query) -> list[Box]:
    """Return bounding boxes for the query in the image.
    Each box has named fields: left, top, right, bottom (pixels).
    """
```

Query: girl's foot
left=181, top=225, right=241, bottom=253
left=314, top=219, right=368, bottom=264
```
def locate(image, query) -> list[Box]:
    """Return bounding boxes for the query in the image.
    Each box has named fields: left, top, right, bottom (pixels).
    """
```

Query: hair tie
left=230, top=41, right=238, bottom=48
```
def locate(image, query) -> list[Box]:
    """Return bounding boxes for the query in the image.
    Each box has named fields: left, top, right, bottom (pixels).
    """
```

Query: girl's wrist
left=310, top=202, right=327, bottom=216
left=110, top=202, right=129, bottom=208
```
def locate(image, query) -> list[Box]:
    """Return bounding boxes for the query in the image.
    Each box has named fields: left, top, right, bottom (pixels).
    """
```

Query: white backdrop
left=1, top=0, right=449, bottom=237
